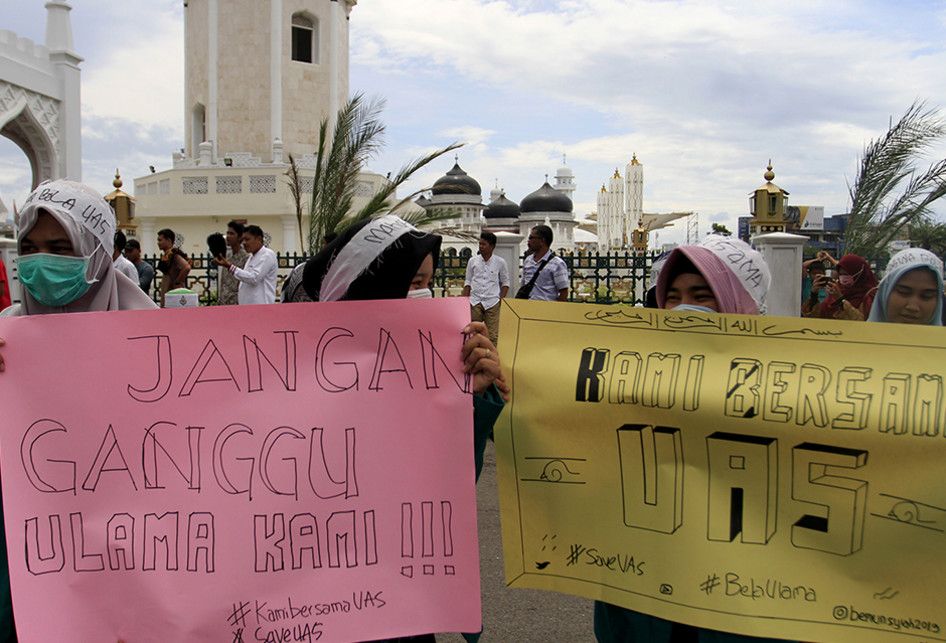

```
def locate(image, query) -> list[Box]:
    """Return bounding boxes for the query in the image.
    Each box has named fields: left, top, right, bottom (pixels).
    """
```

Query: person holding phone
left=809, top=253, right=876, bottom=321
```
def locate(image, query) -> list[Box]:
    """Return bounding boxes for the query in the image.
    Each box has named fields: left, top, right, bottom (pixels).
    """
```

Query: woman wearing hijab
left=867, top=248, right=944, bottom=325
left=811, top=254, right=877, bottom=321
left=1, top=180, right=157, bottom=317
left=595, top=237, right=787, bottom=643
left=0, top=179, right=157, bottom=640
left=285, top=215, right=507, bottom=478
left=285, top=215, right=505, bottom=643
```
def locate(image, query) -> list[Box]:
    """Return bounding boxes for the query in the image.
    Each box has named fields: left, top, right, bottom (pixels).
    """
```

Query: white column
left=45, top=1, right=82, bottom=180
left=752, top=232, right=807, bottom=317
left=44, top=1, right=75, bottom=51
left=281, top=214, right=299, bottom=253
left=328, top=0, right=341, bottom=131
left=207, top=0, right=219, bottom=160
left=495, top=232, right=524, bottom=294
left=270, top=0, right=283, bottom=157
left=138, top=217, right=157, bottom=254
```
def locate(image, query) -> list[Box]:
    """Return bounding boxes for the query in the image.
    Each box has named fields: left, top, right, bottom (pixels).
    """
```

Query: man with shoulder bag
left=518, top=224, right=569, bottom=301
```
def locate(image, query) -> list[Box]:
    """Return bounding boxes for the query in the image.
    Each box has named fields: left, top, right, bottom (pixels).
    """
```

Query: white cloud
left=3, top=0, right=945, bottom=244
left=80, top=4, right=184, bottom=135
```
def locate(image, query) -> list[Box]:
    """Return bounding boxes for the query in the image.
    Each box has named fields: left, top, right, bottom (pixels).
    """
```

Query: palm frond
left=349, top=142, right=463, bottom=224
left=844, top=100, right=946, bottom=258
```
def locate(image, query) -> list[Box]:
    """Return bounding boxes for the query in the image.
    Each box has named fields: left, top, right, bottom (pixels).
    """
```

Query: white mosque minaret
left=135, top=0, right=365, bottom=254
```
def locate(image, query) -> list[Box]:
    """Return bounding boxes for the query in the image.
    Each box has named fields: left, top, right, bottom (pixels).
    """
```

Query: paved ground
left=441, top=443, right=594, bottom=643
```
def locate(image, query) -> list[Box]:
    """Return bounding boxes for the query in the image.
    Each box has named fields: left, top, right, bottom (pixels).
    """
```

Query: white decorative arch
left=0, top=82, right=61, bottom=188
left=0, top=3, right=82, bottom=187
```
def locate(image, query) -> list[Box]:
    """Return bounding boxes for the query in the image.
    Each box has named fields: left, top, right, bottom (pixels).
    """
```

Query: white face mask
left=407, top=288, right=432, bottom=299
left=672, top=303, right=716, bottom=314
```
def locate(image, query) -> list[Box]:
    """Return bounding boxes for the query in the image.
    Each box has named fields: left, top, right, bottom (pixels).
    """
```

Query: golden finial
left=613, top=168, right=621, bottom=179
left=600, top=184, right=607, bottom=193
left=113, top=169, right=123, bottom=189
left=764, top=160, right=775, bottom=182
left=630, top=153, right=640, bottom=166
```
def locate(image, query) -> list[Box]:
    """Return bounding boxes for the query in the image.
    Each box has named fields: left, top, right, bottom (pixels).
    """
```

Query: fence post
left=494, top=232, right=524, bottom=294
left=752, top=232, right=807, bottom=317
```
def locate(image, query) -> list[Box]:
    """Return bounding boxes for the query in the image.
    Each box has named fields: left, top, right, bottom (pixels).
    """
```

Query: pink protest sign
left=0, top=298, right=481, bottom=642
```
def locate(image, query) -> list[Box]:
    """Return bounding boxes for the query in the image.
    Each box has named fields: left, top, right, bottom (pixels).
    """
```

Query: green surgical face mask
left=17, top=253, right=93, bottom=307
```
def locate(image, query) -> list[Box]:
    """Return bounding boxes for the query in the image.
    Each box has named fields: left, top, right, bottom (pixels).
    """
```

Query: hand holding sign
left=462, top=321, right=508, bottom=399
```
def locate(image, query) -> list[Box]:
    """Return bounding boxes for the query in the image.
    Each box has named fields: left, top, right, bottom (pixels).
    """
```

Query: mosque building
left=415, top=158, right=584, bottom=254
left=417, top=153, right=689, bottom=255
left=595, top=154, right=691, bottom=253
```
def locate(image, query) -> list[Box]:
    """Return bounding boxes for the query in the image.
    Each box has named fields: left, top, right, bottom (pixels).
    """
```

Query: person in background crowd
left=462, top=231, right=509, bottom=346
left=214, top=224, right=277, bottom=304
left=112, top=230, right=139, bottom=284
left=156, top=228, right=190, bottom=305
left=520, top=224, right=569, bottom=301
left=0, top=180, right=157, bottom=640
left=595, top=235, right=785, bottom=643
left=643, top=251, right=670, bottom=308
left=868, top=248, right=943, bottom=326
left=800, top=252, right=830, bottom=316
left=124, top=238, right=155, bottom=293
left=809, top=253, right=877, bottom=321
left=0, top=257, right=10, bottom=312
left=216, top=220, right=248, bottom=305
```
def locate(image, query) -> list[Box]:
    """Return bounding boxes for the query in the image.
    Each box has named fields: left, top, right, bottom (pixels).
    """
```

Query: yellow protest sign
left=496, top=299, right=945, bottom=642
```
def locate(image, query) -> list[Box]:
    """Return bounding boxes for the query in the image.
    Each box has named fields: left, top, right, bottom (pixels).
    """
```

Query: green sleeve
left=472, top=385, right=504, bottom=482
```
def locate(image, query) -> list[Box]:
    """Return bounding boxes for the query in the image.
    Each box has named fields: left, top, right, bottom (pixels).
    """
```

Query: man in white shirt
left=112, top=230, right=140, bottom=284
left=214, top=224, right=277, bottom=304
left=462, top=231, right=509, bottom=345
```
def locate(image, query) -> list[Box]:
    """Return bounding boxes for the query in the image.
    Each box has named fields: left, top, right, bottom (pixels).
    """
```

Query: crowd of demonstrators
left=519, top=224, right=570, bottom=301
left=2, top=178, right=945, bottom=642
left=462, top=231, right=509, bottom=346
left=803, top=252, right=877, bottom=321
left=111, top=230, right=139, bottom=284
left=868, top=248, right=944, bottom=326
left=594, top=236, right=784, bottom=643
left=123, top=238, right=154, bottom=293
left=156, top=227, right=191, bottom=305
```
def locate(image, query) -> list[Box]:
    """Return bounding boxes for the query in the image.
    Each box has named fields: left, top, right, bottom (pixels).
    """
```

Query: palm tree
left=844, top=101, right=946, bottom=259
left=306, top=93, right=462, bottom=253
left=908, top=217, right=946, bottom=256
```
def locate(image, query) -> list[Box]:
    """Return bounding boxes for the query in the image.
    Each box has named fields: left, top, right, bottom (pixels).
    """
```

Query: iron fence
left=144, top=248, right=660, bottom=305
left=143, top=252, right=309, bottom=304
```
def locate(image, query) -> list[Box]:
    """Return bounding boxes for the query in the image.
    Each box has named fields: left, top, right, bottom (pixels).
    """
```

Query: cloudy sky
left=2, top=0, right=946, bottom=242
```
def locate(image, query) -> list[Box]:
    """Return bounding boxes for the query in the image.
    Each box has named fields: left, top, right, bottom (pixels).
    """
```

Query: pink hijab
left=656, top=238, right=769, bottom=315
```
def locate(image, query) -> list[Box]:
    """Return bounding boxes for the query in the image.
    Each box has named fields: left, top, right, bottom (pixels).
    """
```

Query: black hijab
left=293, top=218, right=442, bottom=302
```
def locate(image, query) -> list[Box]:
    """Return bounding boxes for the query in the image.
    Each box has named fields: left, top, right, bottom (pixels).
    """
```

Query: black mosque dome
left=483, top=193, right=521, bottom=219
left=520, top=182, right=572, bottom=213
left=431, top=162, right=482, bottom=196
